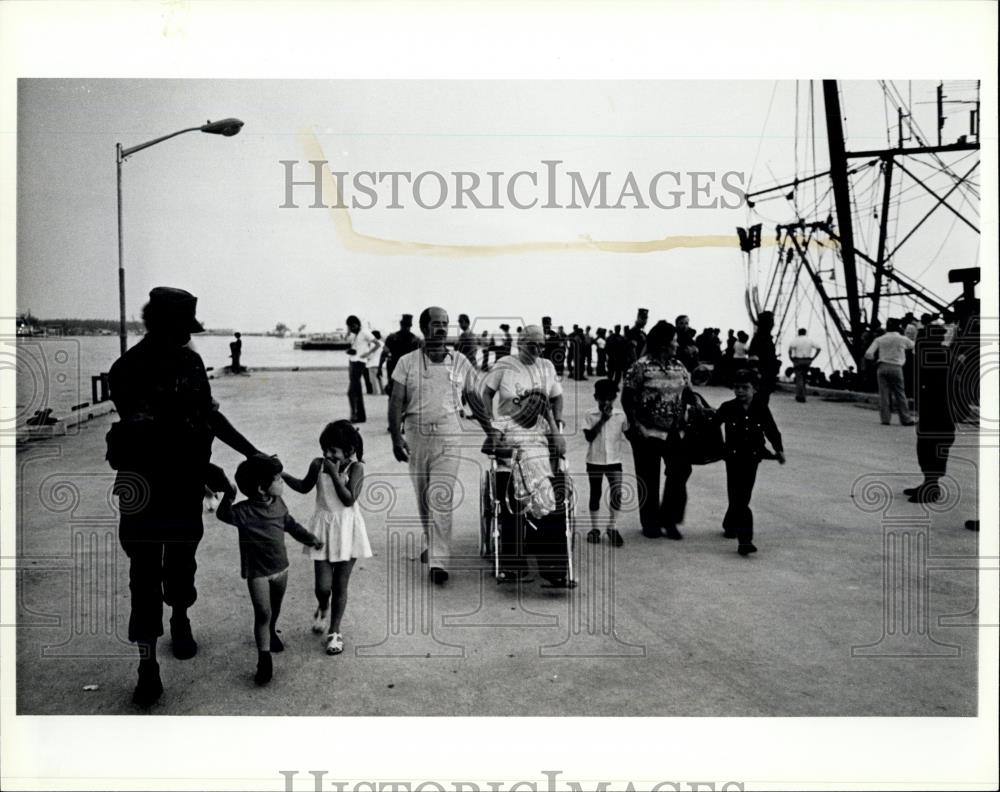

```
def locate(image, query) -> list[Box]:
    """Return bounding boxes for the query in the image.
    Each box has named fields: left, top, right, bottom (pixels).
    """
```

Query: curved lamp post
left=116, top=118, right=244, bottom=355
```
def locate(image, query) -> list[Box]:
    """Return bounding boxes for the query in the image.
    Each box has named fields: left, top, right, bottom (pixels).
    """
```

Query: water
left=12, top=335, right=352, bottom=422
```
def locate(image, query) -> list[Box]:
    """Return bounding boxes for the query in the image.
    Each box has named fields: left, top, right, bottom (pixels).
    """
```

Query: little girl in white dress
left=282, top=420, right=371, bottom=655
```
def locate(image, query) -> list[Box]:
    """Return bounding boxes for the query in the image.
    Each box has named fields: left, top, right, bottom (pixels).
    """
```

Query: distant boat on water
left=294, top=330, right=352, bottom=350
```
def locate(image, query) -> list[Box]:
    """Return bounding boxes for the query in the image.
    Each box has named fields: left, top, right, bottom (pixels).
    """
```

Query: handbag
left=683, top=391, right=724, bottom=465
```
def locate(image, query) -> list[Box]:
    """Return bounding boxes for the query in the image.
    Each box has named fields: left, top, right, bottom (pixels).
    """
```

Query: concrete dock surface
left=13, top=369, right=983, bottom=716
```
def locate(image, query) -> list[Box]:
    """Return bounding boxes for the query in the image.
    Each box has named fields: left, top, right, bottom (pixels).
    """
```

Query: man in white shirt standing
left=788, top=328, right=822, bottom=403
left=389, top=306, right=479, bottom=585
left=345, top=315, right=382, bottom=424
left=864, top=318, right=915, bottom=426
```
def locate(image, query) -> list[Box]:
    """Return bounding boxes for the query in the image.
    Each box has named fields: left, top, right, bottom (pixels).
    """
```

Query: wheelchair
left=479, top=451, right=577, bottom=586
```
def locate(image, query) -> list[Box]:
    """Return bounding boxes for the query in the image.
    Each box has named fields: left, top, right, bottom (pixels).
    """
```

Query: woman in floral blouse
left=621, top=320, right=694, bottom=540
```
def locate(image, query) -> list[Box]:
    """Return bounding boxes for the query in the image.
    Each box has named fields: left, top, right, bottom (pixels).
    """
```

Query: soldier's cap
left=148, top=286, right=204, bottom=333
left=400, top=314, right=413, bottom=326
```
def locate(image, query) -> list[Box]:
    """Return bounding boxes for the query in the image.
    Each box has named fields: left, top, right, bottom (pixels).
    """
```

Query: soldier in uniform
left=108, top=287, right=266, bottom=707
left=378, top=314, right=420, bottom=397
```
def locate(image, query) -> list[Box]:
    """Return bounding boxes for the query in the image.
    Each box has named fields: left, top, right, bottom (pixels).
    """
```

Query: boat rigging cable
left=742, top=80, right=979, bottom=371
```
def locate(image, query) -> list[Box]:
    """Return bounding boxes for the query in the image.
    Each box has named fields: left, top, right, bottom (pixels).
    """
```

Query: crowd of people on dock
left=105, top=286, right=976, bottom=706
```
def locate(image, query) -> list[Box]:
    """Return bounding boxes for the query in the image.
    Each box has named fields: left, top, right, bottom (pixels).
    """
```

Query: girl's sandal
left=325, top=632, right=345, bottom=655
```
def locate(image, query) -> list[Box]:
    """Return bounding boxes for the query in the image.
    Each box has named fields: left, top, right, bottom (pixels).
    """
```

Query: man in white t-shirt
left=345, top=315, right=381, bottom=423
left=389, top=307, right=479, bottom=585
left=864, top=318, right=915, bottom=425
left=787, top=328, right=821, bottom=403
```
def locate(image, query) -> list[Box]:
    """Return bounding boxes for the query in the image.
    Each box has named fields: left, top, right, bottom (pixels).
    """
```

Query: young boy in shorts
left=583, top=379, right=629, bottom=547
left=216, top=455, right=323, bottom=684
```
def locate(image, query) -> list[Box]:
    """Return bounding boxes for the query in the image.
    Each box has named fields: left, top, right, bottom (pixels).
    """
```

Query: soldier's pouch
left=105, top=420, right=154, bottom=471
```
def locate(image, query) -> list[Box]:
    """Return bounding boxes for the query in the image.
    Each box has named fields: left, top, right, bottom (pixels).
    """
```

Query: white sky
left=16, top=79, right=980, bottom=366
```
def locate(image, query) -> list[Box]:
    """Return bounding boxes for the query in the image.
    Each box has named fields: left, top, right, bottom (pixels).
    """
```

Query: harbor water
left=13, top=334, right=352, bottom=422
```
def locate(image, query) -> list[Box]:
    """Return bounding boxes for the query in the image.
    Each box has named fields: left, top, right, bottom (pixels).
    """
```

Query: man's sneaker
left=132, top=661, right=163, bottom=708
left=662, top=526, right=684, bottom=540
left=170, top=615, right=198, bottom=660
left=738, top=542, right=758, bottom=556
left=606, top=529, right=624, bottom=547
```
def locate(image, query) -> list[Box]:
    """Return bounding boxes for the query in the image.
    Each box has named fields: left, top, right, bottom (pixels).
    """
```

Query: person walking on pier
left=456, top=313, right=478, bottom=367
left=389, top=307, right=481, bottom=585
left=216, top=455, right=323, bottom=685
left=345, top=315, right=381, bottom=423
left=714, top=369, right=785, bottom=556
left=107, top=286, right=266, bottom=708
left=904, top=325, right=955, bottom=503
left=864, top=317, right=915, bottom=426
left=748, top=311, right=779, bottom=406
left=788, top=328, right=821, bottom=402
left=622, top=321, right=693, bottom=541
left=378, top=314, right=420, bottom=398
left=282, top=421, right=372, bottom=655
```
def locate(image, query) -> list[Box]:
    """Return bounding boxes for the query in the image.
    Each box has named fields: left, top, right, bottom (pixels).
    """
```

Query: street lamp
left=115, top=118, right=244, bottom=356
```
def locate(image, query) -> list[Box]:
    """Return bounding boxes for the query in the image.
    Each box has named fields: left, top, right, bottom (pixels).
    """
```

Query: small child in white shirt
left=583, top=379, right=629, bottom=546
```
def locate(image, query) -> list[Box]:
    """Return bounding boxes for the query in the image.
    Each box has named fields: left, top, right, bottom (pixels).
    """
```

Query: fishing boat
left=294, top=330, right=352, bottom=350
left=739, top=80, right=980, bottom=374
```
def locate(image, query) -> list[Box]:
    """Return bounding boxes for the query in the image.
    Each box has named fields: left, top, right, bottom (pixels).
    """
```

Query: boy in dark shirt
left=714, top=369, right=785, bottom=556
left=217, top=455, right=323, bottom=684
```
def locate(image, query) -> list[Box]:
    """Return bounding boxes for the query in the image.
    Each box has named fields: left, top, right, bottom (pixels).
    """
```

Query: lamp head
left=201, top=118, right=244, bottom=137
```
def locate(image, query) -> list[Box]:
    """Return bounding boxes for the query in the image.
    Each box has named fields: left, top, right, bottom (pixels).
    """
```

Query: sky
left=16, top=79, right=980, bottom=368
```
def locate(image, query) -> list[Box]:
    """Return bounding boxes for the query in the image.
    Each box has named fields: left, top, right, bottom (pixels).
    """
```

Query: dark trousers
left=361, top=365, right=374, bottom=394
left=629, top=433, right=692, bottom=531
left=596, top=348, right=606, bottom=376
left=494, top=470, right=570, bottom=581
left=587, top=463, right=623, bottom=511
left=348, top=361, right=367, bottom=421
left=723, top=456, right=759, bottom=543
left=118, top=482, right=204, bottom=643
left=916, top=430, right=955, bottom=483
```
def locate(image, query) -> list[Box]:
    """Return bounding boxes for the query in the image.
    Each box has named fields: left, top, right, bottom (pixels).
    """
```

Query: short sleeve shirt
left=392, top=348, right=478, bottom=429
left=229, top=496, right=299, bottom=579
left=348, top=329, right=379, bottom=362
left=484, top=355, right=563, bottom=418
left=584, top=408, right=629, bottom=465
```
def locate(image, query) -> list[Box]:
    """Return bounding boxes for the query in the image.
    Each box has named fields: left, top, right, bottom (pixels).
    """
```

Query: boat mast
left=822, top=81, right=863, bottom=363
